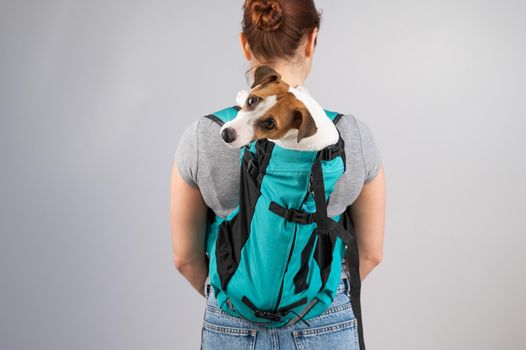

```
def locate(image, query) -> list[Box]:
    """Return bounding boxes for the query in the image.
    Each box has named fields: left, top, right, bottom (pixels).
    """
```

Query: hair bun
left=249, top=0, right=284, bottom=32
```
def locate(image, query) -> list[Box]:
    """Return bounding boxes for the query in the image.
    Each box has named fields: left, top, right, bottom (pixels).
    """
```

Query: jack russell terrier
left=220, top=65, right=340, bottom=152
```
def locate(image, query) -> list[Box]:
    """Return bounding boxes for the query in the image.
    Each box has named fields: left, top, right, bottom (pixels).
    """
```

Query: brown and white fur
left=220, top=65, right=339, bottom=151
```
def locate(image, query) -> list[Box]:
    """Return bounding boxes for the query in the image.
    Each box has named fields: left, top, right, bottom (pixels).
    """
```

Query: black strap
left=284, top=297, right=319, bottom=327
left=268, top=205, right=353, bottom=247
left=320, top=129, right=346, bottom=172
left=319, top=129, right=345, bottom=161
left=268, top=201, right=315, bottom=224
left=243, top=147, right=259, bottom=178
left=341, top=207, right=366, bottom=350
left=345, top=247, right=365, bottom=349
left=242, top=139, right=274, bottom=186
left=326, top=218, right=355, bottom=247
left=332, top=113, right=344, bottom=125
left=309, top=153, right=364, bottom=350
left=308, top=156, right=354, bottom=247
left=310, top=158, right=328, bottom=229
left=241, top=295, right=309, bottom=326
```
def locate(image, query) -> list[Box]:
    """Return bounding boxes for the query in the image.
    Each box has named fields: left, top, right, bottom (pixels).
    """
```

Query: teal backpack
left=204, top=105, right=365, bottom=349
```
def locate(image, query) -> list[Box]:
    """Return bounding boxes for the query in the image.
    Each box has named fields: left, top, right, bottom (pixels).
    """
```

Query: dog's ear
left=251, top=65, right=281, bottom=89
left=292, top=107, right=317, bottom=143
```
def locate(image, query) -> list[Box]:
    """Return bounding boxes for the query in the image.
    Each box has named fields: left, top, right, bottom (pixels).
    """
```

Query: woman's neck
left=249, top=59, right=309, bottom=88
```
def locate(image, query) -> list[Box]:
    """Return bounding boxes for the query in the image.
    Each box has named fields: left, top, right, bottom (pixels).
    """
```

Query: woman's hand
left=170, top=161, right=209, bottom=297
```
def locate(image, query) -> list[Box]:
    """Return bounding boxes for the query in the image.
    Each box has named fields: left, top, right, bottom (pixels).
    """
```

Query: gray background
left=1, top=0, right=525, bottom=349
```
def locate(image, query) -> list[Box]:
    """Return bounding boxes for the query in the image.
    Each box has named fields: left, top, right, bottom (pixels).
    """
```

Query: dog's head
left=220, top=65, right=318, bottom=148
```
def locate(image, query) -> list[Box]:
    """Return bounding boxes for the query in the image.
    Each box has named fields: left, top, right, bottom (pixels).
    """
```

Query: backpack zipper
left=272, top=178, right=312, bottom=313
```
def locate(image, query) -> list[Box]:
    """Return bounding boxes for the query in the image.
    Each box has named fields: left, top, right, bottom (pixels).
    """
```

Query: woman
left=171, top=0, right=385, bottom=349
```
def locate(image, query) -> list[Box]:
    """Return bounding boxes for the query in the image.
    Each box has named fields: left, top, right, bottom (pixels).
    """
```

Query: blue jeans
left=201, top=277, right=360, bottom=350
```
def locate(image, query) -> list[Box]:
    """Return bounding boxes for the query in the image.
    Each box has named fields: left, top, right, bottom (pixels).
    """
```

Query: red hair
left=242, top=0, right=322, bottom=61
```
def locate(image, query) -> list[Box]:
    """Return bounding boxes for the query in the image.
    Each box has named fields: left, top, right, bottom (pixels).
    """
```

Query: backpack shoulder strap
left=323, top=109, right=345, bottom=125
left=204, top=105, right=241, bottom=126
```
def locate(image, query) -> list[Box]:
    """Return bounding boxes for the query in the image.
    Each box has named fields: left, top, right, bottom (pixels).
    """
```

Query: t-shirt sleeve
left=354, top=116, right=383, bottom=184
left=173, top=118, right=200, bottom=188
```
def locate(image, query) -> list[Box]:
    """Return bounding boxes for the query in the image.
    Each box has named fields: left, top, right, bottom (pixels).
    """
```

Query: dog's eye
left=246, top=95, right=258, bottom=108
left=262, top=118, right=276, bottom=130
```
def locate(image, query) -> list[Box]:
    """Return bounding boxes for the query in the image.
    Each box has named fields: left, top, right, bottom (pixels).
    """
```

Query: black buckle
left=246, top=158, right=258, bottom=178
left=243, top=295, right=308, bottom=322
left=290, top=209, right=312, bottom=224
left=254, top=310, right=283, bottom=322
left=242, top=295, right=285, bottom=322
left=321, top=142, right=342, bottom=161
left=284, top=207, right=313, bottom=224
left=269, top=201, right=313, bottom=224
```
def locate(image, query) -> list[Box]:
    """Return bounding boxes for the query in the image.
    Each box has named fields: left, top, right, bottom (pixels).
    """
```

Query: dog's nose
left=221, top=127, right=237, bottom=143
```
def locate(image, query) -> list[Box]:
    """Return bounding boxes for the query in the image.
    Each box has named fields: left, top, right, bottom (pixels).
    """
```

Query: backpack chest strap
left=268, top=201, right=316, bottom=224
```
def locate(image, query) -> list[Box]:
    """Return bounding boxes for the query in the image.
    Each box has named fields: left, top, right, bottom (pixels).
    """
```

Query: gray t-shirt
left=174, top=112, right=382, bottom=218
left=174, top=111, right=382, bottom=280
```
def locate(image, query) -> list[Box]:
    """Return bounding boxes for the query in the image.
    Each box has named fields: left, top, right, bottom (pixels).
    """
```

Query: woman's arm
left=170, top=162, right=209, bottom=298
left=350, top=165, right=386, bottom=281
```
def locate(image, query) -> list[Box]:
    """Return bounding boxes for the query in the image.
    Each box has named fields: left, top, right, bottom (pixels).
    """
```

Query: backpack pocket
left=215, top=147, right=264, bottom=290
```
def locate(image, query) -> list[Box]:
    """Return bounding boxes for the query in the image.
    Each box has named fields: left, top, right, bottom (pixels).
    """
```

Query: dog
left=220, top=65, right=340, bottom=151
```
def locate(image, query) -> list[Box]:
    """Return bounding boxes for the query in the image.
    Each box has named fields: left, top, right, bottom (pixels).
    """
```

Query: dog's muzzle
left=221, top=127, right=237, bottom=143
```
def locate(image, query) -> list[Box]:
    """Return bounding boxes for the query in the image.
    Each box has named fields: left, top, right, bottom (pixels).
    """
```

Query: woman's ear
left=239, top=32, right=252, bottom=60
left=305, top=28, right=318, bottom=58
